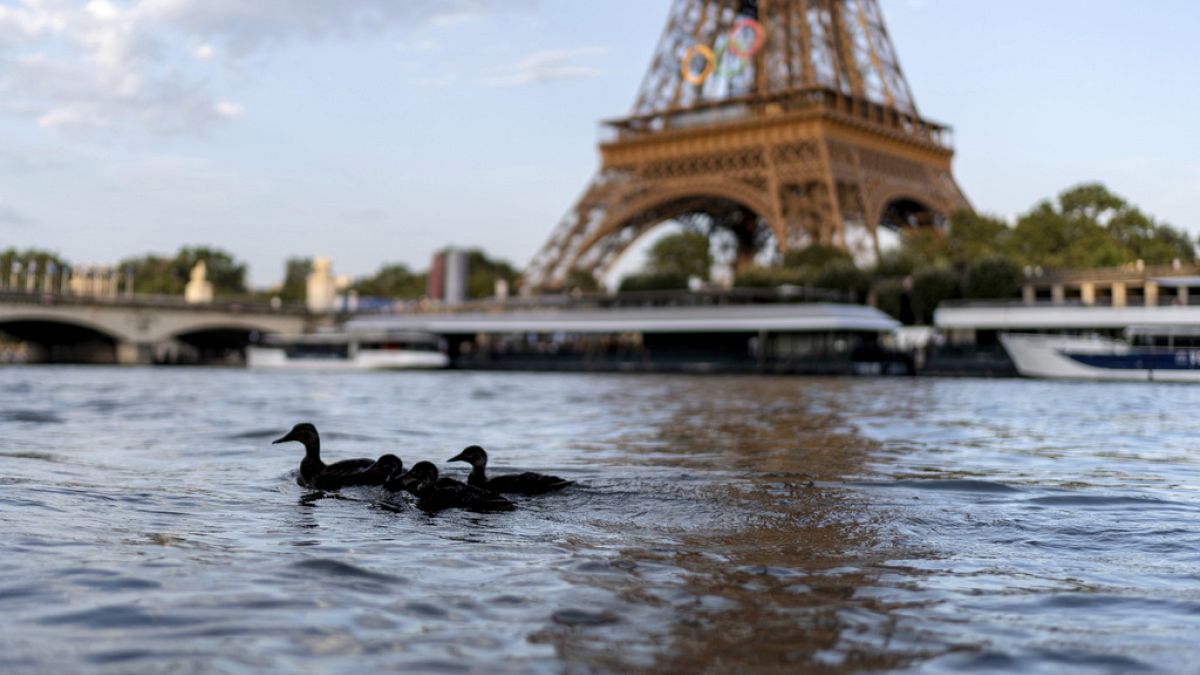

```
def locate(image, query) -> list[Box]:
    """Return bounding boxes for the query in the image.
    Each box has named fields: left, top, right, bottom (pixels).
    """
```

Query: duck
left=448, top=445, right=574, bottom=495
left=389, top=461, right=515, bottom=513
left=339, top=454, right=403, bottom=488
left=272, top=422, right=374, bottom=490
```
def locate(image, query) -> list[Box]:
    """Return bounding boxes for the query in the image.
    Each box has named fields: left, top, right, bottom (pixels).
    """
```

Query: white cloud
left=0, top=0, right=508, bottom=136
left=213, top=100, right=244, bottom=118
left=480, top=47, right=608, bottom=88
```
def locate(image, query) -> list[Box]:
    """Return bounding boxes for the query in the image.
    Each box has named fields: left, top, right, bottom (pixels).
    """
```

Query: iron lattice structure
left=524, top=0, right=970, bottom=291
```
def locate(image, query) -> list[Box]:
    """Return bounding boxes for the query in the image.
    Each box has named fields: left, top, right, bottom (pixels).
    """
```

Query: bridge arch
left=0, top=316, right=123, bottom=364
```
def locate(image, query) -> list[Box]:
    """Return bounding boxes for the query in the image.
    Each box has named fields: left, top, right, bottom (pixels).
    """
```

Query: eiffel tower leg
left=817, top=140, right=846, bottom=248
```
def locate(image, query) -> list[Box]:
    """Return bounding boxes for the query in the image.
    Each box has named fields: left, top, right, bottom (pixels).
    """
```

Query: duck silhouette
left=272, top=423, right=374, bottom=490
left=448, top=446, right=574, bottom=495
left=390, top=461, right=515, bottom=513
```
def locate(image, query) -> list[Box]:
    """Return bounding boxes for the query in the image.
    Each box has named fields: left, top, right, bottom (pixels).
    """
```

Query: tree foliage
left=277, top=257, right=312, bottom=302
left=466, top=250, right=519, bottom=299
left=965, top=255, right=1022, bottom=300
left=646, top=231, right=712, bottom=280
left=0, top=248, right=67, bottom=289
left=119, top=246, right=247, bottom=297
left=618, top=272, right=689, bottom=293
left=353, top=263, right=427, bottom=299
left=910, top=265, right=960, bottom=325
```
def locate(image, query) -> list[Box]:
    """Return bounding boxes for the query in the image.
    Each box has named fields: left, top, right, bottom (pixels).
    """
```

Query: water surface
left=1, top=368, right=1198, bottom=673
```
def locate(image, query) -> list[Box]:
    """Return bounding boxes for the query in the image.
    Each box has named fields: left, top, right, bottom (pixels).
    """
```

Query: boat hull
left=999, top=333, right=1200, bottom=382
left=246, top=347, right=448, bottom=371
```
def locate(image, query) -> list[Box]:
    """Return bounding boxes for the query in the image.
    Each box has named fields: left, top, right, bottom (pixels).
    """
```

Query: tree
left=782, top=244, right=851, bottom=269
left=172, top=246, right=247, bottom=296
left=815, top=259, right=870, bottom=300
left=565, top=267, right=601, bottom=292
left=354, top=263, right=427, bottom=299
left=871, top=278, right=907, bottom=322
left=947, top=210, right=1009, bottom=265
left=121, top=246, right=247, bottom=297
left=646, top=231, right=712, bottom=281
left=0, top=248, right=67, bottom=290
left=965, top=255, right=1022, bottom=299
left=465, top=250, right=519, bottom=299
left=910, top=266, right=959, bottom=325
left=278, top=257, right=312, bottom=302
left=618, top=272, right=689, bottom=293
left=733, top=266, right=810, bottom=288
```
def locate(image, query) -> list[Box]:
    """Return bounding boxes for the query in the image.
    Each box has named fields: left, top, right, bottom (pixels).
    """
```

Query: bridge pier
left=116, top=341, right=154, bottom=365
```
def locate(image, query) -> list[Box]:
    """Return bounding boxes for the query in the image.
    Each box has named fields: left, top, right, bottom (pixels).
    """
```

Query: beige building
left=1020, top=261, right=1200, bottom=308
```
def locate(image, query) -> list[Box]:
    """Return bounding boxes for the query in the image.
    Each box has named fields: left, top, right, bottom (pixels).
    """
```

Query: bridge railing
left=0, top=290, right=309, bottom=315
left=349, top=285, right=857, bottom=317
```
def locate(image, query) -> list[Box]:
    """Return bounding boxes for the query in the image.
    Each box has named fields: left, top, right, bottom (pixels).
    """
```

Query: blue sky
left=0, top=0, right=1197, bottom=287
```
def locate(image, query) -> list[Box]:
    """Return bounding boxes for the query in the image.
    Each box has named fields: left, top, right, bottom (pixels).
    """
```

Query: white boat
left=1000, top=328, right=1200, bottom=382
left=247, top=330, right=448, bottom=371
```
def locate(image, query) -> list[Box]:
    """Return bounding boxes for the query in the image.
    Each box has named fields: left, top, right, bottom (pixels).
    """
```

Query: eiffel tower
left=523, top=0, right=970, bottom=291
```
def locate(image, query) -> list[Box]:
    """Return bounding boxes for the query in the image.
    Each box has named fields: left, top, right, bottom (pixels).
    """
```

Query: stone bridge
left=0, top=293, right=310, bottom=364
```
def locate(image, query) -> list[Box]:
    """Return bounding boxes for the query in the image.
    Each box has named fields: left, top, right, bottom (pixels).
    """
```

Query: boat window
left=284, top=344, right=350, bottom=359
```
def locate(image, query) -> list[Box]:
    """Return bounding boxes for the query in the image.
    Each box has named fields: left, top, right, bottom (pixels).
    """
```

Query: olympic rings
left=681, top=44, right=716, bottom=86
left=679, top=18, right=766, bottom=86
left=727, top=18, right=765, bottom=59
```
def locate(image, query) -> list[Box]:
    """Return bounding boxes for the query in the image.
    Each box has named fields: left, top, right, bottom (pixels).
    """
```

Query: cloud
left=480, top=47, right=608, bottom=88
left=0, top=0, right=506, bottom=136
left=213, top=100, right=244, bottom=119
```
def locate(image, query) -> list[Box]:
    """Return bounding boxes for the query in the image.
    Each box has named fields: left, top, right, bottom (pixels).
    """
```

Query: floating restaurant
left=347, top=301, right=906, bottom=375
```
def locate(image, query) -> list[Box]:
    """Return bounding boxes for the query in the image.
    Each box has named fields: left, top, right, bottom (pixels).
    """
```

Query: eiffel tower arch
left=524, top=0, right=970, bottom=291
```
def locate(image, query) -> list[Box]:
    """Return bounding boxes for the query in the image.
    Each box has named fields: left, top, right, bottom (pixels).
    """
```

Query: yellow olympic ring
left=680, top=44, right=716, bottom=85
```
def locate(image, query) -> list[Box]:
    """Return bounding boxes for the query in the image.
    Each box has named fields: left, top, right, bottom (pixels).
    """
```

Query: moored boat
left=247, top=330, right=448, bottom=371
left=1000, top=328, right=1200, bottom=381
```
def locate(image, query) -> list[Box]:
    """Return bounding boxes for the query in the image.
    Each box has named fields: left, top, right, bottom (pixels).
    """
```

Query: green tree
left=964, top=255, right=1022, bottom=299
left=277, top=257, right=312, bottom=302
left=910, top=265, right=960, bottom=324
left=947, top=210, right=1009, bottom=265
left=564, top=267, right=601, bottom=292
left=0, top=248, right=68, bottom=290
left=815, top=259, right=870, bottom=300
left=465, top=250, right=519, bottom=299
left=121, top=246, right=247, bottom=297
left=354, top=263, right=427, bottom=299
left=782, top=244, right=852, bottom=269
left=871, top=278, right=907, bottom=321
left=645, top=231, right=712, bottom=281
left=618, top=272, right=689, bottom=293
left=733, top=266, right=810, bottom=288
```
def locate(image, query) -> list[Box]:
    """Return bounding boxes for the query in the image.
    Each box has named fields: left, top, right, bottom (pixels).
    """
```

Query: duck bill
left=447, top=452, right=467, bottom=463
left=272, top=432, right=293, bottom=445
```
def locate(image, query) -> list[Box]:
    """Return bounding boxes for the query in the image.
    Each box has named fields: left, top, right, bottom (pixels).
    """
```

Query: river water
left=1, top=367, right=1198, bottom=673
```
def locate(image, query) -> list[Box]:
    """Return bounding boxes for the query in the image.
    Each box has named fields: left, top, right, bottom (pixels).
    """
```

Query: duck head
left=396, top=461, right=438, bottom=495
left=273, top=423, right=319, bottom=450
left=448, top=445, right=488, bottom=468
left=375, top=454, right=403, bottom=476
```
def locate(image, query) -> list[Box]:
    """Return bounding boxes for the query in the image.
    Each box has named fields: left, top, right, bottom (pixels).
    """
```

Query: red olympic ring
left=727, top=18, right=765, bottom=59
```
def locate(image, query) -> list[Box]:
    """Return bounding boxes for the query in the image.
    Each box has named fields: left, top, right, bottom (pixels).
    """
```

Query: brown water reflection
left=542, top=378, right=947, bottom=673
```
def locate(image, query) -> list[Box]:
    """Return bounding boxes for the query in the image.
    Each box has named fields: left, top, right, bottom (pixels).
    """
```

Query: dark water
left=2, top=368, right=1199, bottom=673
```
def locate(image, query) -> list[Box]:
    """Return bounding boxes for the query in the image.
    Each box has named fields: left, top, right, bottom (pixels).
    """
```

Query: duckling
left=272, top=422, right=374, bottom=490
left=389, top=461, right=515, bottom=513
left=448, top=446, right=573, bottom=495
left=340, top=454, right=403, bottom=488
